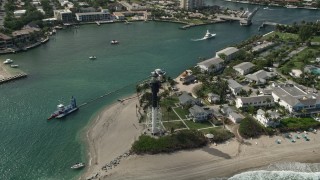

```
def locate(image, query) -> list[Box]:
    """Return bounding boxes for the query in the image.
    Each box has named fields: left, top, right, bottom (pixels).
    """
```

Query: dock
left=0, top=73, right=27, bottom=84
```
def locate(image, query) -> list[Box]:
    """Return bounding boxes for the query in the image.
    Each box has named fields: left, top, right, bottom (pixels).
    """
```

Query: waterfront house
left=272, top=83, right=320, bottom=115
left=235, top=95, right=274, bottom=108
left=207, top=93, right=220, bottom=104
left=215, top=47, right=239, bottom=61
left=12, top=26, right=41, bottom=45
left=227, top=79, right=243, bottom=95
left=255, top=109, right=280, bottom=127
left=197, top=57, right=224, bottom=73
left=54, top=9, right=73, bottom=22
left=245, top=70, right=276, bottom=85
left=189, top=105, right=212, bottom=122
left=0, top=33, right=13, bottom=50
left=228, top=112, right=244, bottom=123
left=178, top=91, right=200, bottom=106
left=233, top=62, right=255, bottom=75
left=113, top=12, right=125, bottom=20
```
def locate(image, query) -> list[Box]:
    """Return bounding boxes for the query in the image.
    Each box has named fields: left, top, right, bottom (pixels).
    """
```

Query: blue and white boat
left=48, top=96, right=78, bottom=120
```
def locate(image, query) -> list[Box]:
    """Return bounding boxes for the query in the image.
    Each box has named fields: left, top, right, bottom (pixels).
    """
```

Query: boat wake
left=191, top=38, right=207, bottom=41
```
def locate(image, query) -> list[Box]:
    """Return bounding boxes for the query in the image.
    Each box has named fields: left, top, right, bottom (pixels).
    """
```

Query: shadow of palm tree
left=202, top=146, right=232, bottom=159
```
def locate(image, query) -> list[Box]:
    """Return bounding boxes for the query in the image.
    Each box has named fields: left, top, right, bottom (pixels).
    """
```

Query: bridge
left=217, top=7, right=259, bottom=26
left=258, top=21, right=287, bottom=30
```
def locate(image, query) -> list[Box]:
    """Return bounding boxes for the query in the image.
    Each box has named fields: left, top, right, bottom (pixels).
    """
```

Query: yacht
left=111, top=40, right=119, bottom=45
left=71, top=162, right=85, bottom=169
left=10, top=64, right=19, bottom=68
left=203, top=30, right=216, bottom=40
left=3, top=59, right=13, bottom=64
left=89, top=56, right=96, bottom=60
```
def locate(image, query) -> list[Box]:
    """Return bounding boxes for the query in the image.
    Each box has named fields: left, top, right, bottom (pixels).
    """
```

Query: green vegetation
left=200, top=127, right=234, bottom=143
left=264, top=31, right=299, bottom=42
left=311, top=36, right=320, bottom=42
left=239, top=117, right=273, bottom=138
left=184, top=120, right=213, bottom=129
left=162, top=121, right=187, bottom=130
left=160, top=96, right=179, bottom=121
left=174, top=107, right=190, bottom=119
left=131, top=130, right=207, bottom=154
left=279, top=117, right=320, bottom=132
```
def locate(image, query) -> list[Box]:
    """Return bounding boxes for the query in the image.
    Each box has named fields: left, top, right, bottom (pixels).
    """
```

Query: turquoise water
left=0, top=1, right=320, bottom=179
left=311, top=68, right=320, bottom=75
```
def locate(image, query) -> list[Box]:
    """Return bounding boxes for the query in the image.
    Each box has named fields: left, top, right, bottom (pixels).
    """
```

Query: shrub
left=279, top=117, right=320, bottom=132
left=206, top=127, right=234, bottom=143
left=239, top=117, right=268, bottom=138
left=131, top=130, right=207, bottom=154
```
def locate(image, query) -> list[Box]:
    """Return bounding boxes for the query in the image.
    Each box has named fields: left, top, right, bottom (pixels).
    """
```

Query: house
left=197, top=57, right=224, bottom=73
left=54, top=9, right=73, bottom=22
left=228, top=79, right=243, bottom=95
left=272, top=83, right=320, bottom=115
left=113, top=12, right=125, bottom=20
left=220, top=104, right=233, bottom=115
left=228, top=112, right=244, bottom=123
left=235, top=95, right=274, bottom=108
left=207, top=93, right=220, bottom=104
left=180, top=75, right=196, bottom=85
left=251, top=41, right=275, bottom=53
left=233, top=62, right=255, bottom=75
left=189, top=105, right=212, bottom=122
left=215, top=47, right=239, bottom=61
left=245, top=70, right=277, bottom=85
left=14, top=10, right=26, bottom=18
left=255, top=109, right=280, bottom=127
left=178, top=92, right=200, bottom=106
left=0, top=33, right=13, bottom=50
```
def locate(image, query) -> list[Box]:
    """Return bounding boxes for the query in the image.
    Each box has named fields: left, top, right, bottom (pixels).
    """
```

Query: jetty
left=0, top=73, right=27, bottom=84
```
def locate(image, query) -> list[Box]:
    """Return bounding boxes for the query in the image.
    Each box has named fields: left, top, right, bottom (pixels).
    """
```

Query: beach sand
left=83, top=95, right=320, bottom=180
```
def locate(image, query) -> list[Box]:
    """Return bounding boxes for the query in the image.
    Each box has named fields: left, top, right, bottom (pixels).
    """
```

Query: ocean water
left=0, top=0, right=320, bottom=179
left=229, top=162, right=320, bottom=180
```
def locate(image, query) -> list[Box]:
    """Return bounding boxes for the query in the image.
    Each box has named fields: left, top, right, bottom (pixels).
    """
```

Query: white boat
left=286, top=5, right=298, bottom=8
left=3, top=59, right=13, bottom=64
left=203, top=30, right=216, bottom=40
left=10, top=64, right=19, bottom=68
left=263, top=7, right=269, bottom=10
left=110, top=40, right=119, bottom=45
left=71, top=162, right=85, bottom=169
left=89, top=56, right=96, bottom=60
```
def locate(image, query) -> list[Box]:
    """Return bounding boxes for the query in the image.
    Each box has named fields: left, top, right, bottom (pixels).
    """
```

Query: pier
left=258, top=21, right=286, bottom=30
left=0, top=73, right=27, bottom=84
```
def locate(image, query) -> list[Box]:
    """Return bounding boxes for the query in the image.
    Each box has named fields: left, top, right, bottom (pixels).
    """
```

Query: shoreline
left=82, top=91, right=320, bottom=180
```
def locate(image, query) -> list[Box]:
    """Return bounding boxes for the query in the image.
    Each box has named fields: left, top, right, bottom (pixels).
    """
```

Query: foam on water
left=228, top=162, right=320, bottom=180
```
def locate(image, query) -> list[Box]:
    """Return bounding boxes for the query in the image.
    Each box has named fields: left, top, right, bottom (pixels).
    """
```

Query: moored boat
left=71, top=162, right=85, bottom=169
left=47, top=96, right=78, bottom=120
left=89, top=56, right=96, bottom=60
left=3, top=59, right=13, bottom=64
left=10, top=64, right=19, bottom=68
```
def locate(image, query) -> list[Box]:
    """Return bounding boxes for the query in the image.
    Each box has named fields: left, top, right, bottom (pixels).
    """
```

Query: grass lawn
left=163, top=121, right=187, bottom=130
left=200, top=127, right=235, bottom=142
left=174, top=107, right=190, bottom=119
left=280, top=117, right=320, bottom=129
left=161, top=107, right=179, bottom=121
left=160, top=96, right=179, bottom=107
left=264, top=31, right=299, bottom=42
left=311, top=36, right=320, bottom=42
left=184, top=120, right=213, bottom=129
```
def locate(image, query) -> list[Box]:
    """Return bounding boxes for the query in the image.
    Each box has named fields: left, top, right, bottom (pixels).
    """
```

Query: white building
left=197, top=57, right=224, bottom=73
left=255, top=109, right=280, bottom=127
left=228, top=79, right=243, bottom=95
left=180, top=0, right=204, bottom=10
left=272, top=83, right=320, bottom=115
left=14, top=10, right=27, bottom=18
left=245, top=70, right=277, bottom=85
left=75, top=10, right=112, bottom=22
left=216, top=47, right=239, bottom=61
left=229, top=112, right=244, bottom=123
left=233, top=62, right=255, bottom=75
left=235, top=95, right=274, bottom=108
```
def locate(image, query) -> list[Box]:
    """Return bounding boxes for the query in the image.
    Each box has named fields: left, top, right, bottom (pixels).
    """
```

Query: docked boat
left=3, top=59, right=13, bottom=64
left=286, top=5, right=298, bottom=8
left=47, top=96, right=78, bottom=120
left=10, top=64, right=19, bottom=68
left=203, top=30, right=216, bottom=40
left=71, top=162, right=85, bottom=169
left=111, top=40, right=119, bottom=45
left=89, top=56, right=96, bottom=60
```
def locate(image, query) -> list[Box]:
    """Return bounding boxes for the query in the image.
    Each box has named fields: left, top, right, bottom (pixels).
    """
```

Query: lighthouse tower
left=146, top=69, right=163, bottom=135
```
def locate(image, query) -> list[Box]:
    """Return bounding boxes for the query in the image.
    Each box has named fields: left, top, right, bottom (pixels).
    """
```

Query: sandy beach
left=83, top=94, right=320, bottom=180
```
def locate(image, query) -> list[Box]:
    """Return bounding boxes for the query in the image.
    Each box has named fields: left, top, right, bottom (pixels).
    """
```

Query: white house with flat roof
left=197, top=57, right=224, bottom=73
left=272, top=83, right=320, bottom=115
left=233, top=62, right=255, bottom=75
left=255, top=109, right=280, bottom=127
left=236, top=95, right=274, bottom=108
left=216, top=47, right=239, bottom=61
left=227, top=79, right=243, bottom=95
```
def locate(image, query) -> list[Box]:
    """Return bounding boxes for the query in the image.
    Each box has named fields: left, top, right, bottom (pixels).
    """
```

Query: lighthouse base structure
left=146, top=107, right=163, bottom=135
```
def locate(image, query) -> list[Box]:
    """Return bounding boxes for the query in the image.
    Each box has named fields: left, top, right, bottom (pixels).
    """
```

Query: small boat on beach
left=89, top=56, right=97, bottom=60
left=111, top=40, right=119, bottom=45
left=10, top=64, right=19, bottom=68
left=3, top=59, right=13, bottom=64
left=203, top=30, right=216, bottom=40
left=71, top=162, right=85, bottom=169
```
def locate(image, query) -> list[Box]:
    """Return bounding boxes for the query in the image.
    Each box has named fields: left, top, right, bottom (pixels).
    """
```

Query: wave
left=228, top=162, right=320, bottom=180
